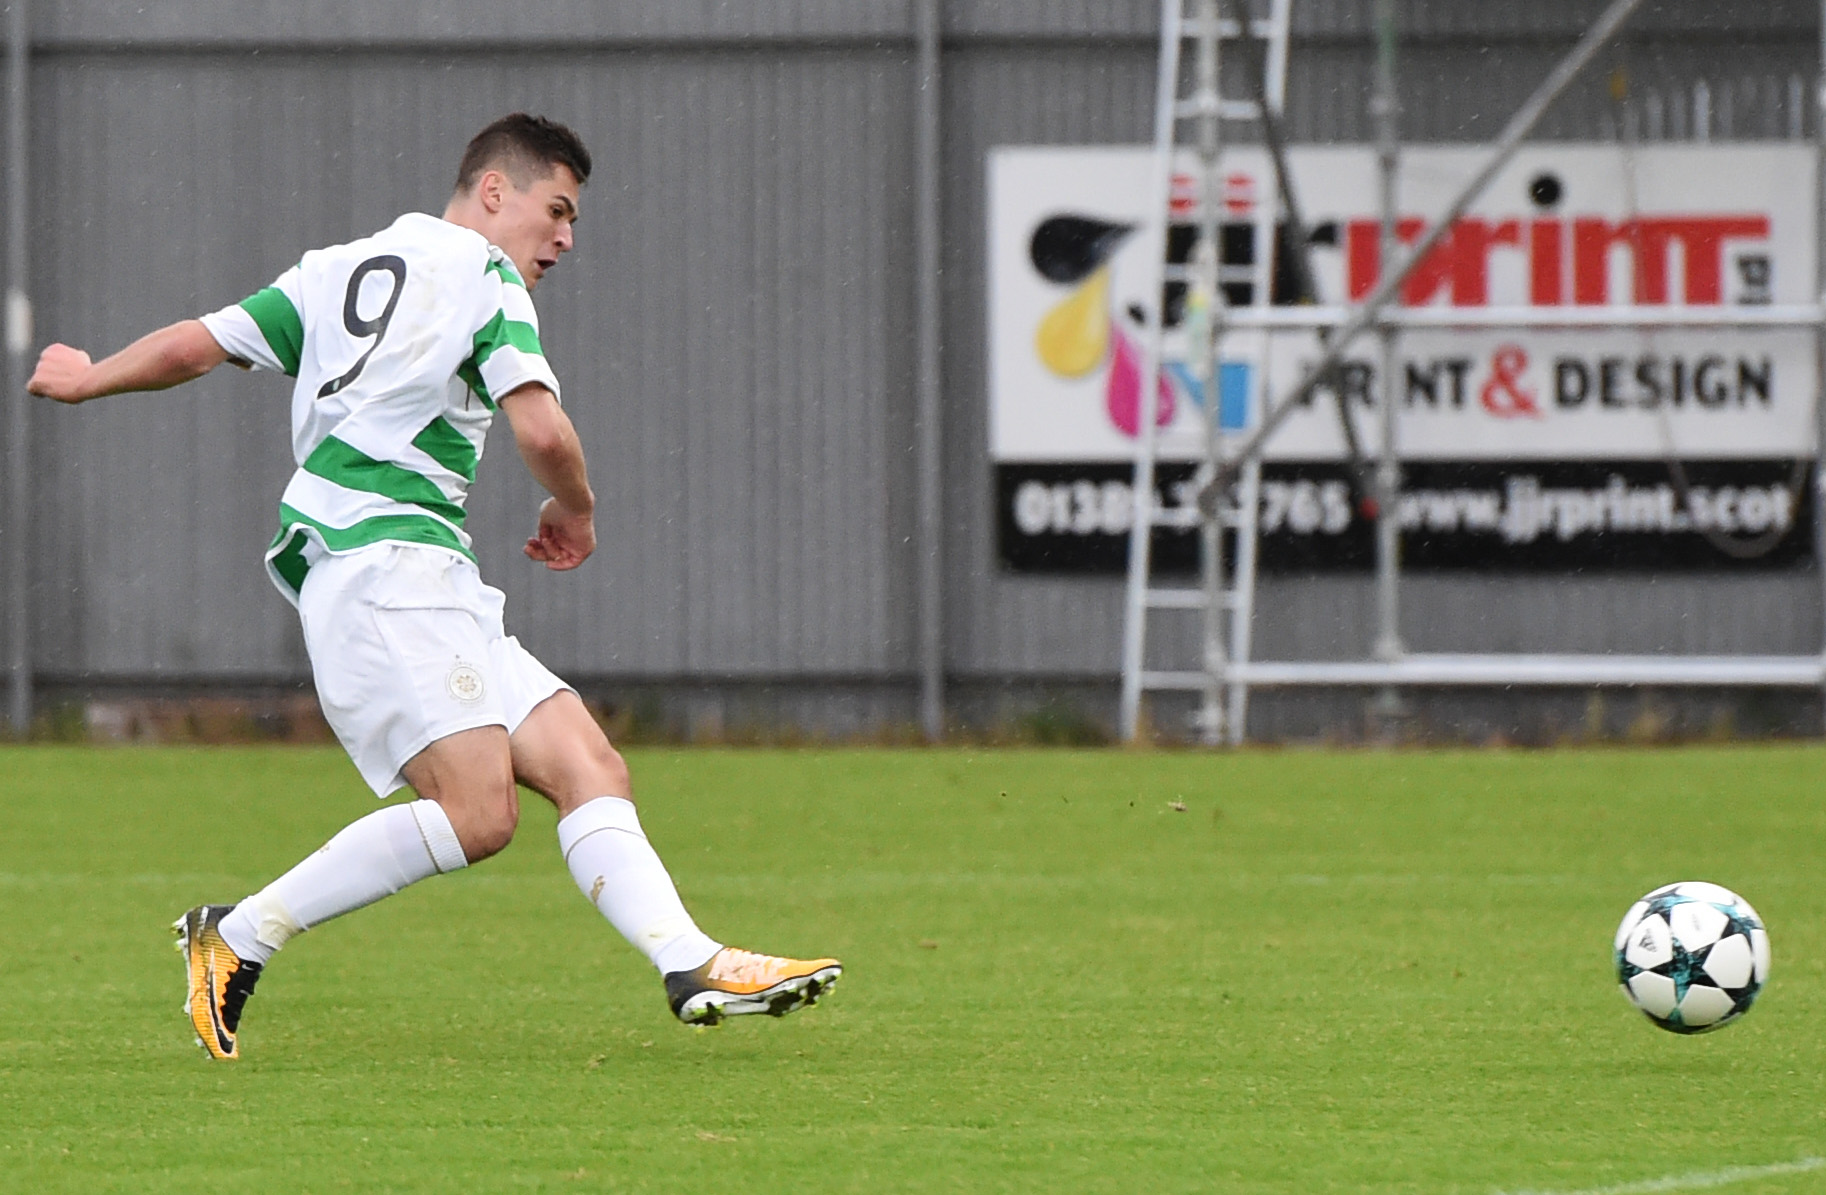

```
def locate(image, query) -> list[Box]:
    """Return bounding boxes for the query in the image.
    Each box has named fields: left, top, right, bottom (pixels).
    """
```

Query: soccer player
left=27, top=113, right=841, bottom=1060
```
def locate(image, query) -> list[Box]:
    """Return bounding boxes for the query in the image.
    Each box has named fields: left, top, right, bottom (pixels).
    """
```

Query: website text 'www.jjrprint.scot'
left=1358, top=475, right=1797, bottom=543
left=1010, top=473, right=1797, bottom=544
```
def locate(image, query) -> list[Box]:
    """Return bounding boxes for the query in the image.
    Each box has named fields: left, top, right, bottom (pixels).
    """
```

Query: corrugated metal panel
left=938, top=27, right=1825, bottom=680
left=510, top=49, right=913, bottom=678
left=42, top=1, right=918, bottom=47
left=941, top=42, right=1156, bottom=676
left=945, top=1, right=1157, bottom=40
left=1247, top=575, right=1824, bottom=663
left=940, top=0, right=1821, bottom=42
left=1288, top=42, right=1818, bottom=145
left=34, top=58, right=333, bottom=679
left=50, top=0, right=1813, bottom=48
left=18, top=0, right=1826, bottom=706
left=31, top=48, right=916, bottom=681
left=1295, top=0, right=1818, bottom=40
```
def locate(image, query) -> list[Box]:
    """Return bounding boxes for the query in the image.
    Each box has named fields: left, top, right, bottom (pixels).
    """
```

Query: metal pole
left=5, top=0, right=29, bottom=738
left=913, top=0, right=945, bottom=742
left=1211, top=0, right=1650, bottom=492
left=1814, top=0, right=1826, bottom=729
left=1191, top=0, right=1227, bottom=746
left=1238, top=7, right=1374, bottom=499
left=1371, top=0, right=1404, bottom=671
left=1119, top=0, right=1186, bottom=741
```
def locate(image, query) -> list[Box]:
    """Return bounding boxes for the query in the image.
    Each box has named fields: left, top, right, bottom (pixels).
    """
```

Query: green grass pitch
left=1, top=743, right=1822, bottom=1192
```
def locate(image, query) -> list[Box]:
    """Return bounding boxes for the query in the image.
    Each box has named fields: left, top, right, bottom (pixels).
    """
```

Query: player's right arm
left=27, top=319, right=233, bottom=404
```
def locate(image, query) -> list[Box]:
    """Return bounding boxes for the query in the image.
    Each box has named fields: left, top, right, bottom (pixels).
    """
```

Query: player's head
left=447, top=114, right=592, bottom=290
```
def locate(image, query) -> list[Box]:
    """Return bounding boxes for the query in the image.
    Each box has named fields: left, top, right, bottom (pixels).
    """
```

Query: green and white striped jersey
left=201, top=212, right=560, bottom=605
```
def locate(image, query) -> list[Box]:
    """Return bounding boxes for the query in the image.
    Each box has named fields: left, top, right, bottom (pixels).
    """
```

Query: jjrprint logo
left=446, top=662, right=485, bottom=704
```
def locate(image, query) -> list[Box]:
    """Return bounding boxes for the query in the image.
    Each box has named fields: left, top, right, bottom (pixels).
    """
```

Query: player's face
left=497, top=165, right=580, bottom=290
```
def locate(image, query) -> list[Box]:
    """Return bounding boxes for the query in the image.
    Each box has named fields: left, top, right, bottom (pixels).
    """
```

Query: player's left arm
left=27, top=319, right=236, bottom=404
left=500, top=381, right=597, bottom=571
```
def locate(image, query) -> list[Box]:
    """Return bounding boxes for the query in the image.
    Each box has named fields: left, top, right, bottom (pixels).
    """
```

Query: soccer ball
left=1614, top=881, right=1769, bottom=1034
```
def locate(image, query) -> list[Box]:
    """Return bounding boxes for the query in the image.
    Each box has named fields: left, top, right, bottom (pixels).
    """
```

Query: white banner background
left=988, top=144, right=1818, bottom=463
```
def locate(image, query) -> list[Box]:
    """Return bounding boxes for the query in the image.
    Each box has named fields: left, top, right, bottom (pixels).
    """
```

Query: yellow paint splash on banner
left=1035, top=266, right=1110, bottom=378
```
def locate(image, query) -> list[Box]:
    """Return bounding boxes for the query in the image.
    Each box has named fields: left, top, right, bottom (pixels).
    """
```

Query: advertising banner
left=987, top=144, right=1818, bottom=572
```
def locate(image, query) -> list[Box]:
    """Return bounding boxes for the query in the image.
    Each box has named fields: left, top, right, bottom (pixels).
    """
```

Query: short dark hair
left=455, top=113, right=592, bottom=193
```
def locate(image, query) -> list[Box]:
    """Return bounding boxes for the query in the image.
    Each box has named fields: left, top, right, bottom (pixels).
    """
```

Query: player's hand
left=26, top=344, right=95, bottom=404
left=524, top=497, right=595, bottom=571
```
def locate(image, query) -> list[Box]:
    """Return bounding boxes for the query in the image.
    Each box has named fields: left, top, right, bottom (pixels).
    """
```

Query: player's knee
left=452, top=780, right=520, bottom=861
left=593, top=738, right=632, bottom=802
left=470, top=805, right=519, bottom=860
left=563, top=717, right=631, bottom=801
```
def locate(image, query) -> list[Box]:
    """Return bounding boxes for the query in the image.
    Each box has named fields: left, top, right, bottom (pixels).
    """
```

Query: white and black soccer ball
left=1615, top=881, right=1770, bottom=1034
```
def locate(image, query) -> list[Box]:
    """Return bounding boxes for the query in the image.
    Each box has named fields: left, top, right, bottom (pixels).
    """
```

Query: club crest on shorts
left=446, top=661, right=485, bottom=704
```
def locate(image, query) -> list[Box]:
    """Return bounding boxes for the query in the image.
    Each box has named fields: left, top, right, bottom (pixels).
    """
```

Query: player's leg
left=181, top=546, right=515, bottom=1059
left=510, top=690, right=719, bottom=973
left=509, top=690, right=842, bottom=1024
left=185, top=728, right=512, bottom=1059
left=395, top=724, right=519, bottom=860
left=214, top=728, right=504, bottom=962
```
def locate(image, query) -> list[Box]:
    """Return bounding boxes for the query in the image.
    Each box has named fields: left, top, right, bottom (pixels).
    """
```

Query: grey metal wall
left=943, top=4, right=1825, bottom=692
left=28, top=26, right=923, bottom=684
left=9, top=1, right=1825, bottom=734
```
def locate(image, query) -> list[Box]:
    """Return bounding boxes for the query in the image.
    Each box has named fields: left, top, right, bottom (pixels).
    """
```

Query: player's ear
left=477, top=169, right=508, bottom=213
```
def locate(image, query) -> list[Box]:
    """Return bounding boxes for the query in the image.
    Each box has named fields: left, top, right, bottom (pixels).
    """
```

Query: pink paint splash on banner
left=1105, top=325, right=1175, bottom=437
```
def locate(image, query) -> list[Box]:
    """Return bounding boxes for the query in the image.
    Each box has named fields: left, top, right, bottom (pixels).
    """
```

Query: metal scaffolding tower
left=1121, top=0, right=1826, bottom=745
left=1119, top=0, right=1292, bottom=746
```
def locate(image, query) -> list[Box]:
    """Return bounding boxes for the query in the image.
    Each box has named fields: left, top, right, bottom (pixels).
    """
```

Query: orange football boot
left=173, top=905, right=264, bottom=1060
left=664, top=947, right=841, bottom=1025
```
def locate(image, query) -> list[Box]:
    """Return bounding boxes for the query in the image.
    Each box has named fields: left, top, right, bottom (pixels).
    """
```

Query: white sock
left=217, top=800, right=468, bottom=965
left=557, top=796, right=721, bottom=975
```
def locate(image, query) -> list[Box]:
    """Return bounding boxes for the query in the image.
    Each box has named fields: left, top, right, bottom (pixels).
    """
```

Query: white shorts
left=297, top=543, right=572, bottom=798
